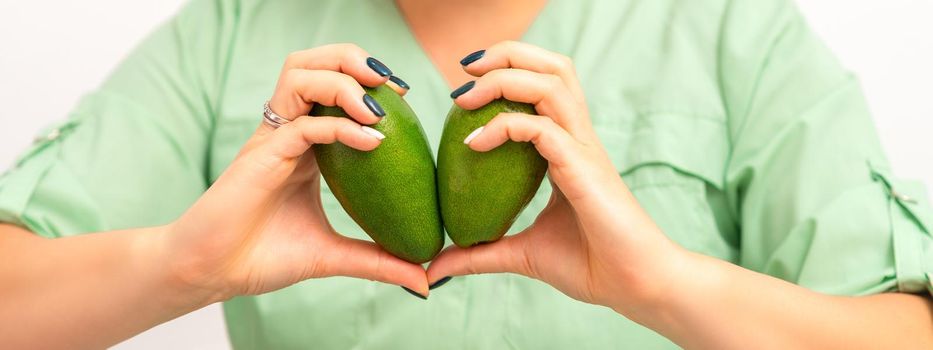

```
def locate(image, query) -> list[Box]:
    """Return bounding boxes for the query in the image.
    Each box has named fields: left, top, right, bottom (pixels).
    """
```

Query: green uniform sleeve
left=721, top=0, right=932, bottom=296
left=0, top=0, right=238, bottom=237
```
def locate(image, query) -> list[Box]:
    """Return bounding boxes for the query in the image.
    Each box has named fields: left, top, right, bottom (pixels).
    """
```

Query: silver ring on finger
left=263, top=101, right=292, bottom=129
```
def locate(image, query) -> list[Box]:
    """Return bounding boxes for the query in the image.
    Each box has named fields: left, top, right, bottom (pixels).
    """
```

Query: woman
left=1, top=0, right=930, bottom=348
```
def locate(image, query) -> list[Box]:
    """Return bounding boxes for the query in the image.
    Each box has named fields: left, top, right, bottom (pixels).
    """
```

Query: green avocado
left=437, top=99, right=548, bottom=248
left=311, top=84, right=443, bottom=264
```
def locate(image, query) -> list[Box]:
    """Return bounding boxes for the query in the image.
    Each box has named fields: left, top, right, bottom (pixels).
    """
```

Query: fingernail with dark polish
left=429, top=276, right=452, bottom=290
left=460, top=49, right=486, bottom=66
left=366, top=57, right=393, bottom=77
left=363, top=94, right=386, bottom=117
left=388, top=75, right=410, bottom=90
left=401, top=286, right=427, bottom=300
left=450, top=81, right=476, bottom=99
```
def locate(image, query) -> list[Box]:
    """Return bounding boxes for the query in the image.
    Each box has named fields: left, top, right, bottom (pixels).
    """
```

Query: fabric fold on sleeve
left=0, top=0, right=231, bottom=237
left=720, top=0, right=933, bottom=297
left=870, top=162, right=933, bottom=295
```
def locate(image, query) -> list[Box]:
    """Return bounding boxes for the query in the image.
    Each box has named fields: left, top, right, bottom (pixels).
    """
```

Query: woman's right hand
left=160, top=44, right=426, bottom=303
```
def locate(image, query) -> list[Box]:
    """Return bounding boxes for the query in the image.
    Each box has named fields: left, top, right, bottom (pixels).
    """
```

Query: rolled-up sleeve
left=721, top=0, right=932, bottom=296
left=0, top=0, right=236, bottom=237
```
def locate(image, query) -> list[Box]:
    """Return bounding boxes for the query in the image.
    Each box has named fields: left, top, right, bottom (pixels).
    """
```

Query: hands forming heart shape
left=166, top=41, right=683, bottom=316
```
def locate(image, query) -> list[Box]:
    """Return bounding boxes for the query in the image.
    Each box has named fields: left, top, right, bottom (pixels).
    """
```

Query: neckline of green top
left=382, top=0, right=571, bottom=92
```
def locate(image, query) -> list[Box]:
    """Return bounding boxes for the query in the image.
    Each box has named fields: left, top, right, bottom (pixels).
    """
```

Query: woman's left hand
left=426, top=41, right=690, bottom=318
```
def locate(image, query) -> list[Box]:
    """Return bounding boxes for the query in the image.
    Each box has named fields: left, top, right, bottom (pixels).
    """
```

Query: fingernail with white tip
left=463, top=126, right=484, bottom=145
left=361, top=126, right=386, bottom=140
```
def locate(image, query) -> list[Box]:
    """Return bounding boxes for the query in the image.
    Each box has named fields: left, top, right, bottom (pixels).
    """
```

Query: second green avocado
left=311, top=84, right=443, bottom=264
left=437, top=99, right=548, bottom=248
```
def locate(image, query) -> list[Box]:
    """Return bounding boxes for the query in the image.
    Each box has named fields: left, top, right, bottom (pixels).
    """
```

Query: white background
left=1, top=1, right=931, bottom=349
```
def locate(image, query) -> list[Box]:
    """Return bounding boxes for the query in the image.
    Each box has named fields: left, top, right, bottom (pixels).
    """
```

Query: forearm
left=0, top=224, right=216, bottom=349
left=631, top=251, right=933, bottom=349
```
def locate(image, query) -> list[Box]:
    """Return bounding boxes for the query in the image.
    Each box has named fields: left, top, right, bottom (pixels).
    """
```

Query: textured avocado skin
left=438, top=99, right=548, bottom=248
left=311, top=85, right=443, bottom=264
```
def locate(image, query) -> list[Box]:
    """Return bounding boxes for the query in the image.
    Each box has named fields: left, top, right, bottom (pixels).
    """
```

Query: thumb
left=425, top=234, right=533, bottom=284
left=318, top=236, right=430, bottom=296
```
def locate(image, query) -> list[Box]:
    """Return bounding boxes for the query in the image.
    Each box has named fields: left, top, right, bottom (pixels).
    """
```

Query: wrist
left=618, top=250, right=730, bottom=347
left=134, top=225, right=228, bottom=310
left=606, top=242, right=694, bottom=313
left=582, top=179, right=694, bottom=315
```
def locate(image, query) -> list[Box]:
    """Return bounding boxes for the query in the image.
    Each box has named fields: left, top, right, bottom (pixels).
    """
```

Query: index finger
left=282, top=43, right=392, bottom=88
left=459, top=41, right=585, bottom=102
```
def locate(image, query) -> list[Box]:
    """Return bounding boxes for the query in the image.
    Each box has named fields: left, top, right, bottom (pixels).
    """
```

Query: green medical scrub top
left=2, top=0, right=931, bottom=348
